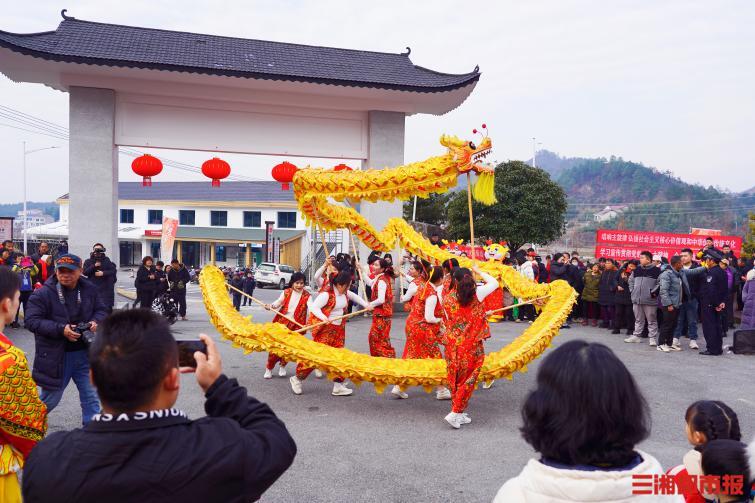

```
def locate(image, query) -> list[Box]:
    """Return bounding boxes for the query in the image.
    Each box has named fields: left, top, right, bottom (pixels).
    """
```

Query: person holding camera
left=23, top=309, right=297, bottom=502
left=24, top=254, right=108, bottom=425
left=83, top=243, right=118, bottom=312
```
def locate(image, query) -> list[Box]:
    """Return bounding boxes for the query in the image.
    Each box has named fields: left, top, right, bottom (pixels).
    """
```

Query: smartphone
left=176, top=339, right=207, bottom=368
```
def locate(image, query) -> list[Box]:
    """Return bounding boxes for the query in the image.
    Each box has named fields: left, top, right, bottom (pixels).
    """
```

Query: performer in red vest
left=441, top=258, right=460, bottom=299
left=441, top=265, right=499, bottom=429
left=400, top=260, right=428, bottom=312
left=264, top=272, right=310, bottom=379
left=290, top=272, right=372, bottom=396
left=392, top=265, right=452, bottom=400
left=362, top=258, right=397, bottom=358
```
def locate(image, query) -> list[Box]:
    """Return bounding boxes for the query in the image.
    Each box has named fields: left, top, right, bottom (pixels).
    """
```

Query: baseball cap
left=56, top=253, right=82, bottom=271
left=652, top=254, right=662, bottom=262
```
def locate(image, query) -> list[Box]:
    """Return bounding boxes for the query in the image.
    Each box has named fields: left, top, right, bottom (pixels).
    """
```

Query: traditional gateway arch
left=0, top=10, right=480, bottom=264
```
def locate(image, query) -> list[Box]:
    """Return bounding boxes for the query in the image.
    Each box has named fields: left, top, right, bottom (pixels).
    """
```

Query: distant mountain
left=554, top=157, right=753, bottom=236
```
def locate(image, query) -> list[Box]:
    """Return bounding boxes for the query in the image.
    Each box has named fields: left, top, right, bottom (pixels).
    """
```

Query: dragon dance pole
left=396, top=237, right=405, bottom=294
left=349, top=229, right=367, bottom=301
left=466, top=173, right=476, bottom=257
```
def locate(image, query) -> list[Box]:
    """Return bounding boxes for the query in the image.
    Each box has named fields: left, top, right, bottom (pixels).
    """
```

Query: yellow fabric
left=201, top=133, right=577, bottom=391
left=0, top=472, right=22, bottom=503
left=0, top=445, right=22, bottom=503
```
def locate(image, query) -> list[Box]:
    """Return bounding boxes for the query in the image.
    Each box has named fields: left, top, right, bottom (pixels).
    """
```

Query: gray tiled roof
left=0, top=12, right=480, bottom=92
left=59, top=181, right=296, bottom=202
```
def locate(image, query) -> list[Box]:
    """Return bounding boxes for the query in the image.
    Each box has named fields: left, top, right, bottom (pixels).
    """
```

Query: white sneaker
left=290, top=376, right=302, bottom=395
left=435, top=387, right=452, bottom=400
left=278, top=366, right=287, bottom=377
left=624, top=335, right=641, bottom=343
left=670, top=339, right=682, bottom=351
left=656, top=344, right=671, bottom=352
left=689, top=340, right=699, bottom=350
left=649, top=339, right=657, bottom=347
left=314, top=369, right=324, bottom=379
left=482, top=380, right=494, bottom=390
left=459, top=413, right=472, bottom=424
left=391, top=385, right=409, bottom=399
left=331, top=382, right=353, bottom=396
left=263, top=369, right=273, bottom=379
left=445, top=412, right=462, bottom=429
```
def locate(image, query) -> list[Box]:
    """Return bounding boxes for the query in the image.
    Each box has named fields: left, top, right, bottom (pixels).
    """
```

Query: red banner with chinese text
left=595, top=229, right=742, bottom=261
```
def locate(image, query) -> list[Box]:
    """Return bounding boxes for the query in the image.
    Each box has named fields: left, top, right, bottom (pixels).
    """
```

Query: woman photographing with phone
left=290, top=272, right=372, bottom=397
left=442, top=265, right=499, bottom=429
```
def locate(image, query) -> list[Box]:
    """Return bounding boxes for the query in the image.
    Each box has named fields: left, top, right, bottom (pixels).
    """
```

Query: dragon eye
left=468, top=142, right=476, bottom=150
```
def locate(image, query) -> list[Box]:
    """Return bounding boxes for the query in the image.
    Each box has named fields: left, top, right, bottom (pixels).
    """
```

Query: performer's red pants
left=296, top=323, right=345, bottom=382
left=368, top=315, right=395, bottom=358
left=266, top=353, right=287, bottom=370
left=445, top=337, right=485, bottom=413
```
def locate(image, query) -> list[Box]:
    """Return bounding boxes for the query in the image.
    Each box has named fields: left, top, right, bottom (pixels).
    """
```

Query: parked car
left=255, top=263, right=296, bottom=289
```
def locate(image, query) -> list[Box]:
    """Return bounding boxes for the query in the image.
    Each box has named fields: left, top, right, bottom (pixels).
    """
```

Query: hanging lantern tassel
left=202, top=157, right=231, bottom=187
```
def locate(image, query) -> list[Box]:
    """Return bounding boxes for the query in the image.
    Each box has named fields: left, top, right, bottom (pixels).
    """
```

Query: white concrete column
left=359, top=111, right=405, bottom=259
left=359, top=111, right=405, bottom=299
left=68, top=87, right=118, bottom=265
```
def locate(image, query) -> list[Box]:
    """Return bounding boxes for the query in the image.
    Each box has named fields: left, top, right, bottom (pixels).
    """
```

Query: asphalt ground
left=6, top=279, right=754, bottom=502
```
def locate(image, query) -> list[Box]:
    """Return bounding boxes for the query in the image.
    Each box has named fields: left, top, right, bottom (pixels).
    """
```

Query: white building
left=14, top=209, right=54, bottom=234
left=593, top=205, right=628, bottom=222
left=26, top=181, right=348, bottom=269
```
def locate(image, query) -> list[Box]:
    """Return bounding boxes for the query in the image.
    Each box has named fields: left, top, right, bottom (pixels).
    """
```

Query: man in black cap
left=25, top=253, right=109, bottom=424
left=697, top=249, right=728, bottom=356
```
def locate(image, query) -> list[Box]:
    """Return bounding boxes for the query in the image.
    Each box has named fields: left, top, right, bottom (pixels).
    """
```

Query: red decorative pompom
left=482, top=123, right=487, bottom=128
left=472, top=129, right=477, bottom=134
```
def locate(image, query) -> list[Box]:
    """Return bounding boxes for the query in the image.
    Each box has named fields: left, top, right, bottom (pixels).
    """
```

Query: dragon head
left=440, top=125, right=497, bottom=205
left=484, top=240, right=509, bottom=261
left=440, top=128, right=493, bottom=175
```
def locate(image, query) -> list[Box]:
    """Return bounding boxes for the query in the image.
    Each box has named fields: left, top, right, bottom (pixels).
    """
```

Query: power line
left=572, top=206, right=755, bottom=219
left=0, top=122, right=68, bottom=141
left=567, top=194, right=755, bottom=207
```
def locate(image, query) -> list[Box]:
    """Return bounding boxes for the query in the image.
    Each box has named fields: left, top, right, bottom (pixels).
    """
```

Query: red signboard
left=595, top=229, right=742, bottom=261
left=144, top=229, right=161, bottom=237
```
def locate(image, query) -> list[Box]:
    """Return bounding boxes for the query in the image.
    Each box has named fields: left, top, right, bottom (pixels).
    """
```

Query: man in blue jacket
left=25, top=254, right=108, bottom=424
left=23, top=309, right=296, bottom=502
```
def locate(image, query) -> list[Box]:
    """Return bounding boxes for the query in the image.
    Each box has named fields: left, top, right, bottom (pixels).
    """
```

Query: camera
left=73, top=322, right=95, bottom=345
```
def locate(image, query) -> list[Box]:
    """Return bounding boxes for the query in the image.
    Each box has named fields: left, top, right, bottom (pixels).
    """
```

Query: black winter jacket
left=599, top=270, right=618, bottom=305
left=83, top=255, right=117, bottom=308
left=24, top=277, right=109, bottom=390
left=611, top=269, right=633, bottom=305
left=23, top=375, right=297, bottom=503
left=167, top=265, right=191, bottom=291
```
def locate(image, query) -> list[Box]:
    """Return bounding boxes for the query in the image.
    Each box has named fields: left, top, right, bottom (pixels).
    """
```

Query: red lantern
left=131, top=154, right=163, bottom=186
left=202, top=157, right=231, bottom=187
left=271, top=161, right=299, bottom=190
left=333, top=163, right=353, bottom=172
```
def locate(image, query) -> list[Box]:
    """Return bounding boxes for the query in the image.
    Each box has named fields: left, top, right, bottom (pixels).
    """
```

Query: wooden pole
left=225, top=282, right=304, bottom=327
left=486, top=295, right=551, bottom=315
left=349, top=229, right=367, bottom=300
left=396, top=237, right=405, bottom=293
left=466, top=173, right=476, bottom=259
left=294, top=307, right=372, bottom=333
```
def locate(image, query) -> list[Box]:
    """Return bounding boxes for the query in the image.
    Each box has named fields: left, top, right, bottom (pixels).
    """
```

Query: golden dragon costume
left=201, top=131, right=577, bottom=393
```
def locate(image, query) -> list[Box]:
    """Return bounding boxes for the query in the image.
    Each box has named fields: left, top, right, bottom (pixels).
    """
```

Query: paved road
left=8, top=280, right=755, bottom=502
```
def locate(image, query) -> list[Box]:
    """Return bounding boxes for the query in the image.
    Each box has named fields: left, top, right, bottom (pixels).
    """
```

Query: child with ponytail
left=668, top=400, right=742, bottom=502
left=441, top=265, right=499, bottom=429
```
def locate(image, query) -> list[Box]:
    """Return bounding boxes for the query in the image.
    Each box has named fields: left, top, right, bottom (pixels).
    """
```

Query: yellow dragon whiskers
left=473, top=171, right=497, bottom=205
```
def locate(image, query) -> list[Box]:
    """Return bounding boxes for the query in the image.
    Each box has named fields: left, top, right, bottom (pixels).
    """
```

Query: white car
left=255, top=263, right=296, bottom=289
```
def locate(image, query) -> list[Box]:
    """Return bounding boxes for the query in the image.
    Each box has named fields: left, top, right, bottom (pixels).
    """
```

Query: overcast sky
left=1, top=0, right=754, bottom=203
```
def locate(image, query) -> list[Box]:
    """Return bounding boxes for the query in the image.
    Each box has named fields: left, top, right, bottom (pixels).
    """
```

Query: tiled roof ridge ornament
left=61, top=9, right=75, bottom=20
left=401, top=47, right=411, bottom=56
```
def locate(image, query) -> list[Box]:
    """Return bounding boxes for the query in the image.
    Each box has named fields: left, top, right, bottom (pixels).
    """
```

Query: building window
left=277, top=211, right=297, bottom=229
left=215, top=245, right=226, bottom=262
left=148, top=209, right=163, bottom=225
left=120, top=209, right=134, bottom=224
left=179, top=210, right=195, bottom=226
left=150, top=242, right=161, bottom=259
left=210, top=211, right=227, bottom=227
left=243, top=211, right=261, bottom=228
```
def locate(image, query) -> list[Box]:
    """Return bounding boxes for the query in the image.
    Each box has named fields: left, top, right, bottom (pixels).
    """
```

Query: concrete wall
left=359, top=111, right=405, bottom=262
left=68, top=87, right=118, bottom=264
